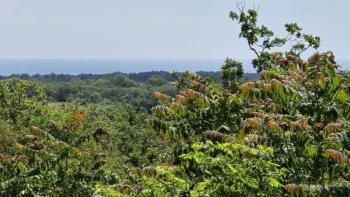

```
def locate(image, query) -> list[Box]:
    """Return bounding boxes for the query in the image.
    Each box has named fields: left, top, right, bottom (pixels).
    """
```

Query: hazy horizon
left=0, top=59, right=231, bottom=76
left=0, top=58, right=349, bottom=76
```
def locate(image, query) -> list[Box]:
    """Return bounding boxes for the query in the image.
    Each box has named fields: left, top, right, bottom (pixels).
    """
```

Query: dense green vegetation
left=0, top=71, right=257, bottom=111
left=1, top=72, right=179, bottom=111
left=1, top=6, right=350, bottom=197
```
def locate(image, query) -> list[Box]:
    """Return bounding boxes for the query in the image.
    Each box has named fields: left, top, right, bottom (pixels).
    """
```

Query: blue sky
left=0, top=0, right=349, bottom=60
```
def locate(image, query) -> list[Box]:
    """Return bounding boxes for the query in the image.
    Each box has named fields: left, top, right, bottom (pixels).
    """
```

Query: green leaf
left=331, top=74, right=341, bottom=90
left=193, top=179, right=210, bottom=192
left=227, top=164, right=238, bottom=174
left=337, top=90, right=349, bottom=103
left=268, top=178, right=281, bottom=188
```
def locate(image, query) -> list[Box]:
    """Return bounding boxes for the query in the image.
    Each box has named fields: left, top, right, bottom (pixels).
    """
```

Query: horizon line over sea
left=0, top=58, right=349, bottom=76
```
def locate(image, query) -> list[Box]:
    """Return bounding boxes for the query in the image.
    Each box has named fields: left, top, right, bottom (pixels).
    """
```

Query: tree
left=146, top=75, right=167, bottom=86
left=0, top=79, right=47, bottom=127
left=229, top=5, right=320, bottom=72
left=221, top=58, right=243, bottom=93
left=132, top=6, right=350, bottom=196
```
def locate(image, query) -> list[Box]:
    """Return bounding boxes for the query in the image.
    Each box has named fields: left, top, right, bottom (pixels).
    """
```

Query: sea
left=0, top=59, right=349, bottom=76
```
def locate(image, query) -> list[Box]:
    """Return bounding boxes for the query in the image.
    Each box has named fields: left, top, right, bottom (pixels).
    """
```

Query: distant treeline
left=0, top=71, right=258, bottom=82
left=0, top=71, right=259, bottom=110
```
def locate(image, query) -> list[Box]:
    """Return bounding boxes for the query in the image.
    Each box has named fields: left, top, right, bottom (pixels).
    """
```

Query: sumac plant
left=0, top=79, right=48, bottom=128
left=0, top=122, right=111, bottom=196
left=0, top=81, right=112, bottom=196
left=140, top=7, right=350, bottom=197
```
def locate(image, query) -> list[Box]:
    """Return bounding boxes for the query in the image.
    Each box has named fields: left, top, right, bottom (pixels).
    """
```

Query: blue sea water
left=0, top=59, right=348, bottom=76
left=0, top=59, right=228, bottom=76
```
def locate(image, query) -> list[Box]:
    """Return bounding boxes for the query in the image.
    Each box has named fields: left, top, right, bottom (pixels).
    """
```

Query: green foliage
left=230, top=6, right=320, bottom=72
left=151, top=72, right=242, bottom=142
left=0, top=79, right=47, bottom=127
left=221, top=58, right=244, bottom=93
left=1, top=5, right=350, bottom=197
left=0, top=90, right=172, bottom=196
left=141, top=141, right=285, bottom=196
left=134, top=6, right=350, bottom=197
left=146, top=75, right=168, bottom=86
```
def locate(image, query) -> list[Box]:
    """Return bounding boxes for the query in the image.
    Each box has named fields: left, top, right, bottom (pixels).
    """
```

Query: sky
left=0, top=0, right=349, bottom=60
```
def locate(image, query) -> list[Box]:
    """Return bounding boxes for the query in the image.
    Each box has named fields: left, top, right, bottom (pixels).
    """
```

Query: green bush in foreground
left=131, top=7, right=350, bottom=197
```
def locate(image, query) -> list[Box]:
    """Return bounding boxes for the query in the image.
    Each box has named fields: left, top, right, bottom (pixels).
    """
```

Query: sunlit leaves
left=146, top=7, right=350, bottom=195
left=337, top=90, right=349, bottom=103
left=0, top=79, right=48, bottom=127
